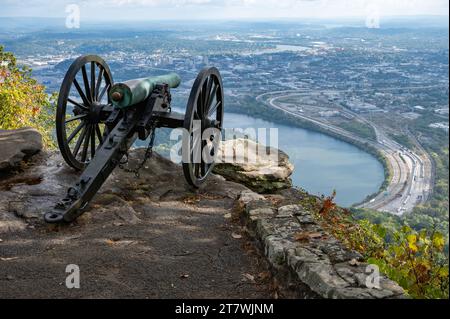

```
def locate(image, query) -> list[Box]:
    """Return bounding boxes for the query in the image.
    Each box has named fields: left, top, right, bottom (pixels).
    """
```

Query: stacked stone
left=238, top=190, right=407, bottom=299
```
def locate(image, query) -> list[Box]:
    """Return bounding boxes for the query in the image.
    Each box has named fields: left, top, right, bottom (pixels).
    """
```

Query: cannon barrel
left=110, top=73, right=181, bottom=108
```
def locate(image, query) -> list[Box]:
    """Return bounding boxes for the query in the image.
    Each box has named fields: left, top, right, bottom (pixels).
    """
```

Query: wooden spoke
left=95, top=66, right=104, bottom=100
left=90, top=62, right=96, bottom=102
left=95, top=124, right=103, bottom=144
left=73, top=125, right=87, bottom=157
left=203, top=76, right=213, bottom=116
left=65, top=114, right=87, bottom=124
left=67, top=121, right=85, bottom=144
left=73, top=78, right=90, bottom=105
left=191, top=134, right=201, bottom=155
left=81, top=65, right=92, bottom=103
left=194, top=163, right=200, bottom=177
left=67, top=98, right=89, bottom=111
left=207, top=83, right=218, bottom=110
left=197, top=90, right=204, bottom=119
left=208, top=100, right=221, bottom=117
left=81, top=125, right=91, bottom=162
left=200, top=161, right=207, bottom=176
left=98, top=84, right=110, bottom=102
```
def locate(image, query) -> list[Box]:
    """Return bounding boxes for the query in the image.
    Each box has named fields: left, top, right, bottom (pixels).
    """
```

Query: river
left=222, top=112, right=385, bottom=207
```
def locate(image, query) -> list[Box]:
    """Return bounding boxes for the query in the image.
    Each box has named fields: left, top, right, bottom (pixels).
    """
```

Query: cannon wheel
left=56, top=55, right=114, bottom=171
left=183, top=67, right=224, bottom=188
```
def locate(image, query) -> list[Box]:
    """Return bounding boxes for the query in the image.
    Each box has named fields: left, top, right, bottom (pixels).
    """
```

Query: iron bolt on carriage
left=45, top=55, right=224, bottom=223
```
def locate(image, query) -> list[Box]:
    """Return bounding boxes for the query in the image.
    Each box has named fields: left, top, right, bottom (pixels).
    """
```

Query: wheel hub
left=88, top=102, right=103, bottom=123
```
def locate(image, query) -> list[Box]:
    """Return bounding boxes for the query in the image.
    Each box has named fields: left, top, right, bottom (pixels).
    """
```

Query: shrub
left=315, top=192, right=449, bottom=299
left=0, top=45, right=56, bottom=147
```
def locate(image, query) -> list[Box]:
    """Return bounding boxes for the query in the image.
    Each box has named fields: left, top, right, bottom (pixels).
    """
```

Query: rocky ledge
left=214, top=138, right=294, bottom=193
left=0, top=128, right=43, bottom=171
left=0, top=130, right=406, bottom=299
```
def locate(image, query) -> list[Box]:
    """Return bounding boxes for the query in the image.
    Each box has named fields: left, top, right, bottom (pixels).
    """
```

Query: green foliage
left=368, top=226, right=449, bottom=299
left=388, top=133, right=415, bottom=150
left=315, top=194, right=449, bottom=299
left=0, top=45, right=56, bottom=147
left=337, top=120, right=377, bottom=141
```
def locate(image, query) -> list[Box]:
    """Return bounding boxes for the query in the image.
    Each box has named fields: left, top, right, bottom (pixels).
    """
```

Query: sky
left=0, top=0, right=448, bottom=20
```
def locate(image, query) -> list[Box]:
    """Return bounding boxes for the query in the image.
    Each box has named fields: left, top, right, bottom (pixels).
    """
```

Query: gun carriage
left=44, top=55, right=223, bottom=223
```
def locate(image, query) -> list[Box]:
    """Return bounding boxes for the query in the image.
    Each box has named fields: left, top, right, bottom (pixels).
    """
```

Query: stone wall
left=238, top=190, right=407, bottom=299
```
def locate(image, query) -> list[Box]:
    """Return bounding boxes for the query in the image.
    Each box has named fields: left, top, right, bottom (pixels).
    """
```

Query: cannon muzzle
left=110, top=73, right=181, bottom=108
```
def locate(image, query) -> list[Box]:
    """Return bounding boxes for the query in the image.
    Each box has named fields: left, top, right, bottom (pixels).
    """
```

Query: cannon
left=44, top=55, right=224, bottom=223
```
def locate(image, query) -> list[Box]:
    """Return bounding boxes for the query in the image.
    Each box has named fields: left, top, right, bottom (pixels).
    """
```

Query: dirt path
left=0, top=151, right=274, bottom=298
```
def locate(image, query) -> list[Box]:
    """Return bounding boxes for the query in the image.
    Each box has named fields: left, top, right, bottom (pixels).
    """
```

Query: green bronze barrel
left=110, top=73, right=181, bottom=108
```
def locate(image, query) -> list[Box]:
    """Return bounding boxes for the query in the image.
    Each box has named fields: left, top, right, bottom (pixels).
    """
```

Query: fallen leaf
left=294, top=231, right=323, bottom=242
left=183, top=195, right=200, bottom=205
left=348, top=259, right=360, bottom=266
left=1, top=257, right=19, bottom=261
left=105, top=239, right=116, bottom=246
left=258, top=271, right=271, bottom=281
left=294, top=233, right=309, bottom=242
left=231, top=232, right=242, bottom=239
left=242, top=273, right=255, bottom=282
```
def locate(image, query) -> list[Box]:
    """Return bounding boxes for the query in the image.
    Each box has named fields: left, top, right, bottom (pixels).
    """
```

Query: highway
left=257, top=91, right=433, bottom=215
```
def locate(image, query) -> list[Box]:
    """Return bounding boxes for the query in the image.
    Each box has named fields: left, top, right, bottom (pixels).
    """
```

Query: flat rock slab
left=214, top=139, right=294, bottom=193
left=0, top=128, right=43, bottom=171
left=0, top=150, right=273, bottom=298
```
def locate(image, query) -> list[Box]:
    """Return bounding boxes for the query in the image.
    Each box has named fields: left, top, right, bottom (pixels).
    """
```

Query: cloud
left=0, top=0, right=448, bottom=19
left=96, top=0, right=213, bottom=6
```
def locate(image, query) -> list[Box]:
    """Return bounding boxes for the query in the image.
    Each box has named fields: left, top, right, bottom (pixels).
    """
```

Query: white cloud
left=84, top=0, right=450, bottom=18
left=0, top=0, right=448, bottom=19
left=97, top=0, right=213, bottom=6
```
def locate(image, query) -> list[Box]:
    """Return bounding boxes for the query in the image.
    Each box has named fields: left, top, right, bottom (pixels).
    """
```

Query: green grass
left=336, top=121, right=377, bottom=141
